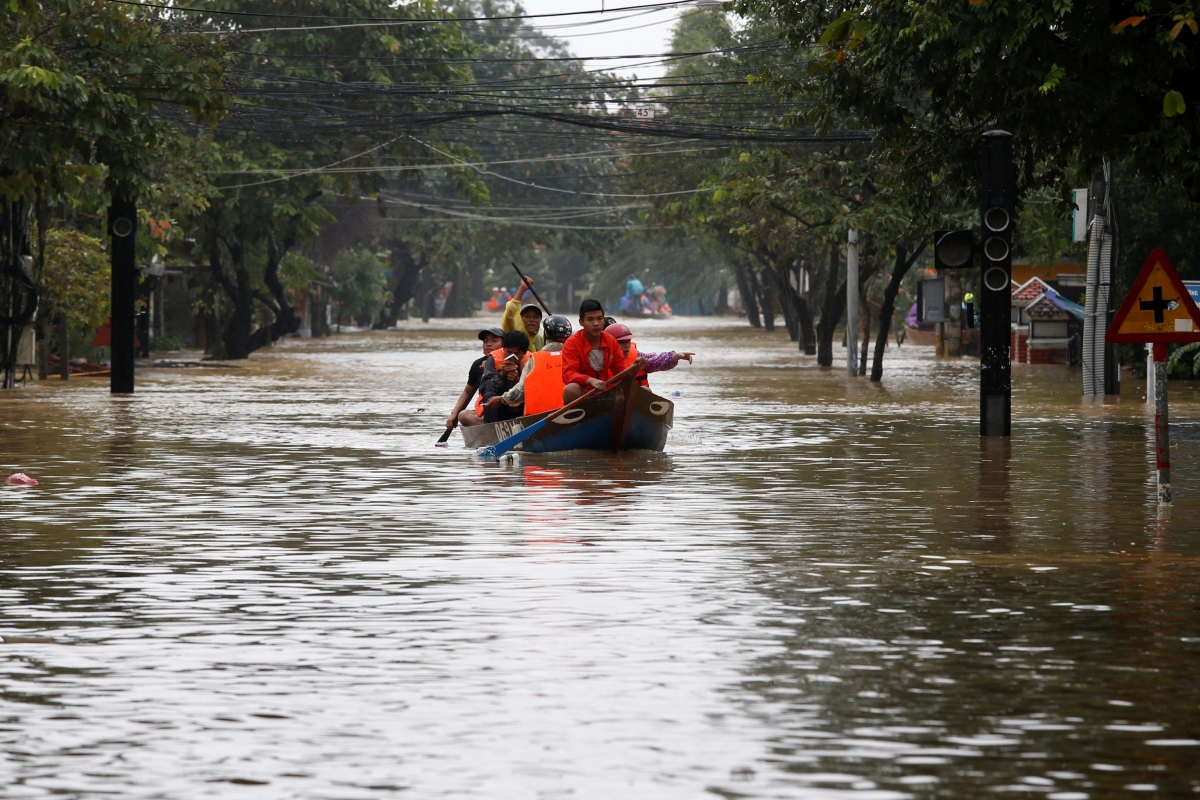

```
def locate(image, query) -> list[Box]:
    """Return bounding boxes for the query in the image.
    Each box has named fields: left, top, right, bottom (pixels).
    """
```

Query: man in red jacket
left=561, top=299, right=628, bottom=403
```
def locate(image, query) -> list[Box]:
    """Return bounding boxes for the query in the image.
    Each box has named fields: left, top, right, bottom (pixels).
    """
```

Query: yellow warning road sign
left=1107, top=249, right=1200, bottom=343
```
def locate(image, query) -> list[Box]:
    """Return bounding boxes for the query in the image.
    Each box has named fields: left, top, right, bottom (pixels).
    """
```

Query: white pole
left=1147, top=343, right=1155, bottom=405
left=847, top=229, right=859, bottom=377
left=1082, top=214, right=1104, bottom=395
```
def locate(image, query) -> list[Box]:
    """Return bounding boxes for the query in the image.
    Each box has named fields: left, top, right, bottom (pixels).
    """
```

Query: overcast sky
left=517, top=0, right=690, bottom=82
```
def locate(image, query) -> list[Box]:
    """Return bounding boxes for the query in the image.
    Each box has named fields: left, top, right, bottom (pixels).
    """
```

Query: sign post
left=1107, top=249, right=1200, bottom=504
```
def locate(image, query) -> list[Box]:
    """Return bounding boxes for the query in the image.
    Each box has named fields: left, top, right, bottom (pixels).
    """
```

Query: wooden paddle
left=511, top=262, right=552, bottom=315
left=435, top=424, right=455, bottom=447
left=476, top=359, right=643, bottom=461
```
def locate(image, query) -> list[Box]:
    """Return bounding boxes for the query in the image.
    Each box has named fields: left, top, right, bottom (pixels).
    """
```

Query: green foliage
left=279, top=252, right=318, bottom=297
left=331, top=249, right=387, bottom=325
left=1015, top=197, right=1086, bottom=266
left=41, top=229, right=110, bottom=335
left=0, top=0, right=227, bottom=199
left=734, top=0, right=1200, bottom=204
left=150, top=335, right=190, bottom=353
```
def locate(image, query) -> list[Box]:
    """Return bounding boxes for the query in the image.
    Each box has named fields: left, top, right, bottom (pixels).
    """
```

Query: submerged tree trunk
left=732, top=259, right=761, bottom=328
left=757, top=268, right=775, bottom=332
left=816, top=242, right=843, bottom=367
left=870, top=243, right=926, bottom=382
left=764, top=252, right=799, bottom=342
left=859, top=281, right=871, bottom=376
left=381, top=239, right=424, bottom=327
left=795, top=293, right=816, bottom=354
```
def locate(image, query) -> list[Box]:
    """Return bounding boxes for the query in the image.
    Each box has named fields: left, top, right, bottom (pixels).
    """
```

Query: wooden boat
left=903, top=323, right=939, bottom=346
left=460, top=374, right=673, bottom=454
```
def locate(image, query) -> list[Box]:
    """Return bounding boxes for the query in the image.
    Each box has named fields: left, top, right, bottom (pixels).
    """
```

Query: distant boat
left=461, top=376, right=673, bottom=454
left=902, top=301, right=938, bottom=346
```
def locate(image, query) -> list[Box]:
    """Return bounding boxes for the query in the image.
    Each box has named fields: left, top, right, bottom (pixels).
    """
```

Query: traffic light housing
left=979, top=130, right=1013, bottom=437
left=934, top=229, right=974, bottom=270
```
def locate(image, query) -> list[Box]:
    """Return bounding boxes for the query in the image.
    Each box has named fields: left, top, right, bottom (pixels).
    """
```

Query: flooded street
left=2, top=317, right=1199, bottom=799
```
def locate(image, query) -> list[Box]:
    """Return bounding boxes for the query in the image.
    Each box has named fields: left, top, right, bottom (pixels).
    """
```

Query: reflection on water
left=2, top=318, right=1199, bottom=798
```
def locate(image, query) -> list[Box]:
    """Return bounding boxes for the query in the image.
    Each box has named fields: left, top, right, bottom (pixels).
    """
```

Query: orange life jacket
left=491, top=350, right=533, bottom=372
left=524, top=349, right=566, bottom=415
left=623, top=341, right=649, bottom=388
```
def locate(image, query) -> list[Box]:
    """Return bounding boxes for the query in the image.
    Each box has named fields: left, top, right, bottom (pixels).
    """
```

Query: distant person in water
left=560, top=299, right=633, bottom=403
left=449, top=327, right=504, bottom=429
left=604, top=322, right=693, bottom=389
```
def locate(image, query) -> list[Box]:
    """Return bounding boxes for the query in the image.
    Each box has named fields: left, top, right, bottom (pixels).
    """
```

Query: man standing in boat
left=500, top=278, right=545, bottom=352
left=561, top=299, right=632, bottom=403
left=490, top=314, right=573, bottom=415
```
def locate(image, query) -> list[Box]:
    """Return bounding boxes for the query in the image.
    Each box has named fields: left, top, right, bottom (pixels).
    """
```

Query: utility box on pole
left=980, top=131, right=1013, bottom=437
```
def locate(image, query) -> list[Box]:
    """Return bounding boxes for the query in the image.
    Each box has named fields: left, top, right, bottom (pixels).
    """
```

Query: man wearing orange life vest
left=604, top=322, right=694, bottom=389
left=479, top=330, right=532, bottom=423
left=495, top=314, right=573, bottom=415
left=561, top=299, right=628, bottom=403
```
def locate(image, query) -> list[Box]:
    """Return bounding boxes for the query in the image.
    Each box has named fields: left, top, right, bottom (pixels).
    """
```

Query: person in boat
left=448, top=327, right=504, bottom=429
left=500, top=278, right=545, bottom=352
left=479, top=330, right=532, bottom=423
left=561, top=299, right=632, bottom=403
left=604, top=322, right=693, bottom=389
left=491, top=314, right=573, bottom=416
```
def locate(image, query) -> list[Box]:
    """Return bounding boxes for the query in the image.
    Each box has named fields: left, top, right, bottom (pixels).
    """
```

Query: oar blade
left=477, top=417, right=547, bottom=461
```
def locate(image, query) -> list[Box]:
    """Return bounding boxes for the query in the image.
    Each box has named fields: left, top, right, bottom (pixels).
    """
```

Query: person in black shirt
left=447, top=327, right=503, bottom=430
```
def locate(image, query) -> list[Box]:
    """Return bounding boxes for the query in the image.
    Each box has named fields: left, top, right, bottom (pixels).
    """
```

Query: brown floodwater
left=2, top=317, right=1198, bottom=799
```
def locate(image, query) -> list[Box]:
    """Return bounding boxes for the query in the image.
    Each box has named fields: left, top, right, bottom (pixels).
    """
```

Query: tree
left=331, top=249, right=388, bottom=328
left=735, top=0, right=1200, bottom=203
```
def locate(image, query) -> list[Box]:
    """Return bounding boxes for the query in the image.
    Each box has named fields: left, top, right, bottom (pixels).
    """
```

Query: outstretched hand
left=518, top=278, right=533, bottom=299
left=672, top=351, right=695, bottom=365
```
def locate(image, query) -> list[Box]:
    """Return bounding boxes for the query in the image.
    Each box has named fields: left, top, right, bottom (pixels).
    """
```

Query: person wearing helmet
left=491, top=314, right=573, bottom=416
left=604, top=322, right=694, bottom=390
left=500, top=278, right=545, bottom=352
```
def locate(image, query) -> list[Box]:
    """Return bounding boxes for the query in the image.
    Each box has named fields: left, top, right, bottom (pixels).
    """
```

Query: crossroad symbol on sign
left=1107, top=248, right=1200, bottom=344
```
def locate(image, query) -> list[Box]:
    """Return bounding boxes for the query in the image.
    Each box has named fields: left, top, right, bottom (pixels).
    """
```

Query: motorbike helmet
left=542, top=314, right=573, bottom=343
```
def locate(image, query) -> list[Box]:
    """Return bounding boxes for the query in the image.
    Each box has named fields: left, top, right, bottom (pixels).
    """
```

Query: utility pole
left=109, top=197, right=137, bottom=394
left=846, top=229, right=859, bottom=377
left=1083, top=164, right=1120, bottom=397
left=980, top=131, right=1013, bottom=437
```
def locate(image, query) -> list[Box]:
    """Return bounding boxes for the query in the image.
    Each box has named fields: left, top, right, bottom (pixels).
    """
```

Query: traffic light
left=979, top=130, right=1013, bottom=437
left=934, top=229, right=974, bottom=270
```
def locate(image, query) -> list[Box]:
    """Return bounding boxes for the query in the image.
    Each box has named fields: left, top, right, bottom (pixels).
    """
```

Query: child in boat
left=604, top=322, right=693, bottom=389
left=449, top=327, right=504, bottom=429
left=479, top=330, right=531, bottom=423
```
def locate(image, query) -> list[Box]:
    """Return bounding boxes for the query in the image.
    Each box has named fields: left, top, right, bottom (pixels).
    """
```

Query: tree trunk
left=255, top=229, right=302, bottom=346
left=816, top=242, right=843, bottom=367
left=441, top=266, right=461, bottom=318
left=757, top=269, right=775, bottom=332
left=381, top=239, right=424, bottom=327
left=732, top=259, right=761, bottom=328
left=795, top=293, right=816, bottom=354
left=772, top=254, right=800, bottom=342
left=859, top=282, right=871, bottom=376
left=57, top=308, right=69, bottom=380
left=870, top=244, right=925, bottom=382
